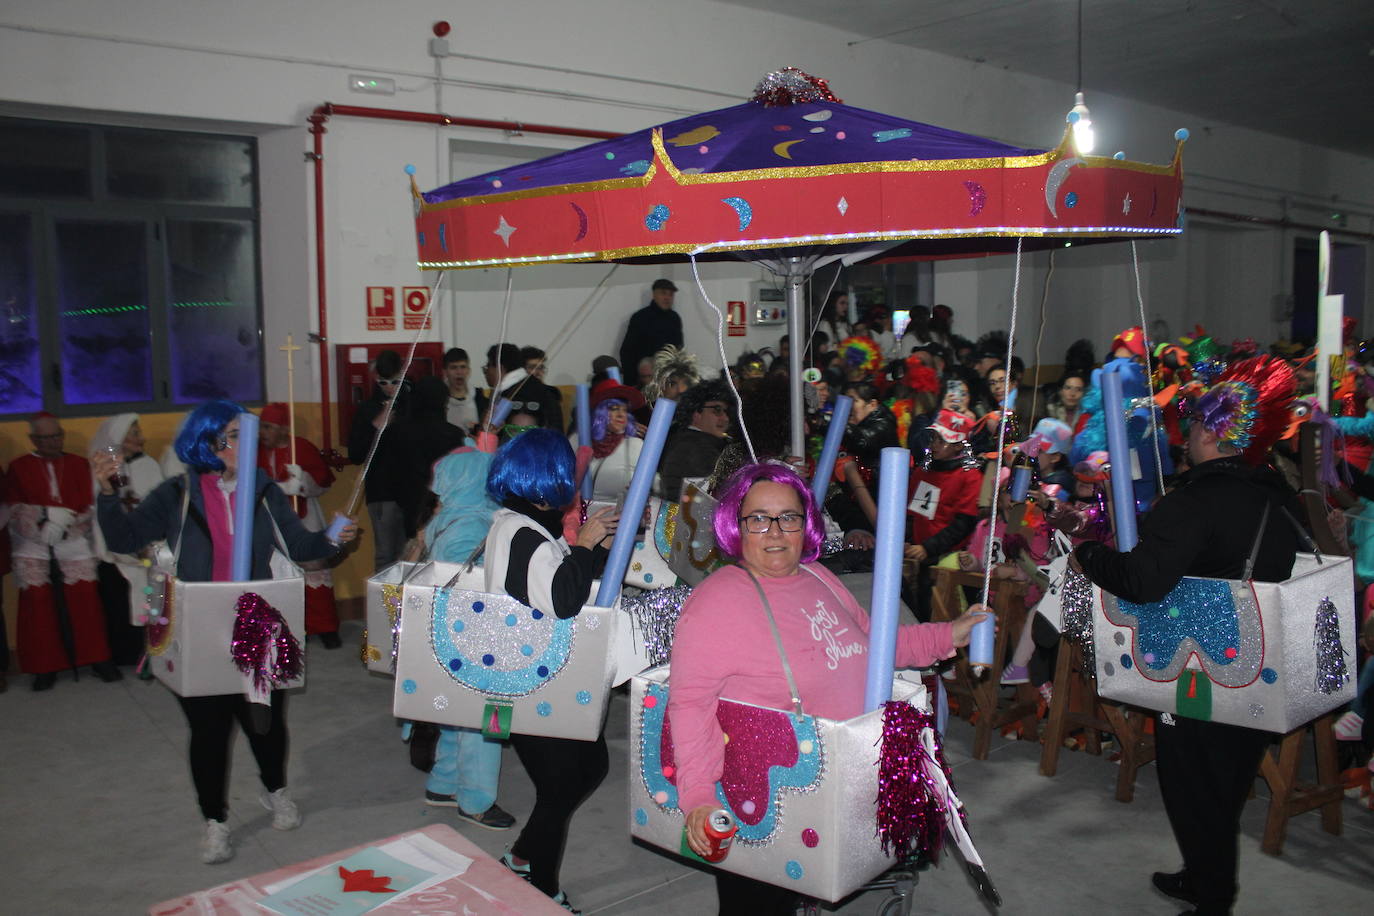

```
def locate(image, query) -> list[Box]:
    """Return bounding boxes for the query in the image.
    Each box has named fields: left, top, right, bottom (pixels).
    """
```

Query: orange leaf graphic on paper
left=338, top=866, right=397, bottom=893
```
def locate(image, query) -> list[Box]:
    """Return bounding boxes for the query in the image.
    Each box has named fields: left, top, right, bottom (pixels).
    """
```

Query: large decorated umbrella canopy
left=413, top=69, right=1186, bottom=458
left=413, top=70, right=1184, bottom=269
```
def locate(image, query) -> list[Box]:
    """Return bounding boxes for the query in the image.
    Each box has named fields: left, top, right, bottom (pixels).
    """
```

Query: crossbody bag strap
left=169, top=475, right=192, bottom=570
left=1279, top=505, right=1324, bottom=565
left=742, top=568, right=805, bottom=719
left=442, top=542, right=487, bottom=590
left=1241, top=500, right=1272, bottom=581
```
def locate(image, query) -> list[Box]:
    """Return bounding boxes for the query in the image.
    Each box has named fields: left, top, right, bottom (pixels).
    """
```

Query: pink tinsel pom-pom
left=231, top=592, right=303, bottom=692
left=751, top=68, right=842, bottom=107
left=876, top=700, right=962, bottom=862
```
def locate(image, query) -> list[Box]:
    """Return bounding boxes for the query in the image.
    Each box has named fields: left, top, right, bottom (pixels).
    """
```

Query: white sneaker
left=260, top=787, right=302, bottom=830
left=201, top=818, right=233, bottom=864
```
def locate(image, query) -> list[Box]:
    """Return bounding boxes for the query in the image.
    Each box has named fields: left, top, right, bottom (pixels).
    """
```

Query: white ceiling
left=718, top=0, right=1374, bottom=157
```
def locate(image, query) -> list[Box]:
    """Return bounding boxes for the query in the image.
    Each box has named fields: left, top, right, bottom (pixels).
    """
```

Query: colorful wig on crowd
left=1192, top=355, right=1297, bottom=465
left=642, top=345, right=700, bottom=404
left=486, top=427, right=576, bottom=508
left=712, top=461, right=824, bottom=564
left=175, top=399, right=247, bottom=473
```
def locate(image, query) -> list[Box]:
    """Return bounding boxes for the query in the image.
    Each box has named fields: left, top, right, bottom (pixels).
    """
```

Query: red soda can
left=702, top=808, right=738, bottom=863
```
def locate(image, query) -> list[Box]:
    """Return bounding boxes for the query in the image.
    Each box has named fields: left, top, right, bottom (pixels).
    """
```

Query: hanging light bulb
left=1067, top=91, right=1094, bottom=153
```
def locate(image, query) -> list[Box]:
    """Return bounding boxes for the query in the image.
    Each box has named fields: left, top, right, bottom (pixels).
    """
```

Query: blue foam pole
left=606, top=366, right=622, bottom=383
left=864, top=447, right=910, bottom=711
left=594, top=397, right=676, bottom=607
left=1101, top=368, right=1139, bottom=550
left=576, top=384, right=594, bottom=499
left=490, top=398, right=514, bottom=427
left=810, top=395, right=853, bottom=508
left=231, top=412, right=259, bottom=582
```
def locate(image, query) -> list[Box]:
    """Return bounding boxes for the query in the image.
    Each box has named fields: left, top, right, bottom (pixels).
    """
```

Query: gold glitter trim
left=663, top=502, right=679, bottom=550
left=420, top=165, right=658, bottom=212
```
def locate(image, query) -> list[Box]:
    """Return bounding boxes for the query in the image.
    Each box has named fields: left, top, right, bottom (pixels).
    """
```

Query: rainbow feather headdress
left=840, top=335, right=882, bottom=372
left=1191, top=356, right=1296, bottom=464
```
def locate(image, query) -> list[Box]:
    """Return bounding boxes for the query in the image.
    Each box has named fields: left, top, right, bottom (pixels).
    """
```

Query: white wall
left=3, top=0, right=1372, bottom=404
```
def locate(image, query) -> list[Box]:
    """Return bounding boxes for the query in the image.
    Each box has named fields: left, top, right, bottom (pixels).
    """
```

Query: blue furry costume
left=1070, top=358, right=1173, bottom=511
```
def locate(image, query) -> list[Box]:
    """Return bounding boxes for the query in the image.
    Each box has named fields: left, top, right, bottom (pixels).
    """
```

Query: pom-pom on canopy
left=751, top=67, right=842, bottom=107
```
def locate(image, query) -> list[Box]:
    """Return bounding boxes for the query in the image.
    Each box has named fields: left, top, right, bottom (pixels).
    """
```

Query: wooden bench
left=929, top=567, right=1040, bottom=760
left=1258, top=710, right=1343, bottom=855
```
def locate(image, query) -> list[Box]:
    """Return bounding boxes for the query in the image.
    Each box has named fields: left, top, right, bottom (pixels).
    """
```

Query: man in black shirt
left=1073, top=357, right=1300, bottom=916
left=618, top=279, right=683, bottom=375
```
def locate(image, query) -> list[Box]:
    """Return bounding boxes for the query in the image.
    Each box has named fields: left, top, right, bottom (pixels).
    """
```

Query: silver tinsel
left=1313, top=596, right=1350, bottom=695
left=1059, top=567, right=1096, bottom=672
left=623, top=584, right=694, bottom=667
left=821, top=533, right=846, bottom=556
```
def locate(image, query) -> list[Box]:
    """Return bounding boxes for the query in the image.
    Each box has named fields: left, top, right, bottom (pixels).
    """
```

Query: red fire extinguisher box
left=334, top=342, right=446, bottom=437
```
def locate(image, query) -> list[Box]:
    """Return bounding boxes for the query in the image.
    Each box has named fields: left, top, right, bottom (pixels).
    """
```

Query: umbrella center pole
left=785, top=258, right=807, bottom=460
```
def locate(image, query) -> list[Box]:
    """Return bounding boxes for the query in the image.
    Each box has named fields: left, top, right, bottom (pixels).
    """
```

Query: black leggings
left=509, top=732, right=609, bottom=896
left=176, top=691, right=288, bottom=821
left=714, top=870, right=798, bottom=915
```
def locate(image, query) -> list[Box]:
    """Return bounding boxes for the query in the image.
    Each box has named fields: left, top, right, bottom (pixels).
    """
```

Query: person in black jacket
left=476, top=342, right=565, bottom=433
left=1073, top=357, right=1300, bottom=916
left=347, top=349, right=411, bottom=571
left=94, top=399, right=357, bottom=865
left=618, top=279, right=683, bottom=375
left=396, top=376, right=466, bottom=537
left=826, top=383, right=898, bottom=535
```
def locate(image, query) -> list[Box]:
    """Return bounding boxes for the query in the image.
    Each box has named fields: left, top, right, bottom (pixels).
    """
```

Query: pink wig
left=713, top=461, right=825, bottom=563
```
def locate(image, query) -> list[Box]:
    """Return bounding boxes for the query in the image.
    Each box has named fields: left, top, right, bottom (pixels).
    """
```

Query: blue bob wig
left=713, top=461, right=825, bottom=564
left=175, top=399, right=247, bottom=473
left=486, top=427, right=576, bottom=508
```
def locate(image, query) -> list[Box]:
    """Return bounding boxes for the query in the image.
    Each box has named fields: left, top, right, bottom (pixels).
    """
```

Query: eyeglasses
left=738, top=512, right=805, bottom=534
left=506, top=401, right=542, bottom=412
left=700, top=404, right=728, bottom=415
left=378, top=377, right=402, bottom=387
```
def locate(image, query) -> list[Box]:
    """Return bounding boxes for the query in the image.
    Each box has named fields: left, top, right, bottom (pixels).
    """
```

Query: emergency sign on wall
left=367, top=286, right=396, bottom=331
left=403, top=286, right=432, bottom=330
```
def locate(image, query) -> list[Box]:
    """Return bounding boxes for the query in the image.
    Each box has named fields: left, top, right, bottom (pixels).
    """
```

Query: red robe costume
left=5, top=452, right=109, bottom=673
left=258, top=437, right=338, bottom=635
left=907, top=464, right=982, bottom=557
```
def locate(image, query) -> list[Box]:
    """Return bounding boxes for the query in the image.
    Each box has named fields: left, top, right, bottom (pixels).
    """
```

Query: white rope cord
left=689, top=250, right=757, bottom=463
left=1131, top=241, right=1167, bottom=495
left=344, top=269, right=447, bottom=516
left=981, top=239, right=1023, bottom=609
left=802, top=267, right=843, bottom=366
left=1027, top=250, right=1057, bottom=423
left=543, top=263, right=620, bottom=362
left=482, top=268, right=516, bottom=430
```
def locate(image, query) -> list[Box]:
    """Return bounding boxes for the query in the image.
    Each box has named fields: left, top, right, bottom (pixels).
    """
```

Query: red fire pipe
left=307, top=102, right=622, bottom=450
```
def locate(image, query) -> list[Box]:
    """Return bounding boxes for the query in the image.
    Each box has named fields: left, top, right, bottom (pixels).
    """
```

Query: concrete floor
left=2, top=618, right=1370, bottom=916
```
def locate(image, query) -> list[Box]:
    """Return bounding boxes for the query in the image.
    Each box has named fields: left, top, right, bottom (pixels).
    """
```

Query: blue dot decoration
left=520, top=644, right=534, bottom=657
left=1066, top=111, right=1081, bottom=125
left=452, top=620, right=464, bottom=633
left=505, top=614, right=518, bottom=626
left=482, top=654, right=495, bottom=666
left=1120, top=654, right=1133, bottom=670
left=430, top=590, right=574, bottom=696
left=537, top=666, right=549, bottom=678
left=604, top=152, right=616, bottom=160
left=1113, top=151, right=1126, bottom=160
left=634, top=807, right=648, bottom=826
left=644, top=204, right=671, bottom=231
left=532, top=609, right=544, bottom=620
left=404, top=164, right=417, bottom=175
left=785, top=861, right=804, bottom=880
left=402, top=679, right=418, bottom=694
left=1064, top=192, right=1079, bottom=208
left=449, top=659, right=462, bottom=671
left=619, top=159, right=650, bottom=176
left=1175, top=128, right=1190, bottom=142
left=537, top=702, right=552, bottom=717
left=635, top=542, right=645, bottom=551
left=1261, top=667, right=1278, bottom=684
left=644, top=573, right=654, bottom=584
left=576, top=690, right=592, bottom=705
left=472, top=601, right=484, bottom=612
left=438, top=222, right=448, bottom=252
left=417, top=231, right=426, bottom=247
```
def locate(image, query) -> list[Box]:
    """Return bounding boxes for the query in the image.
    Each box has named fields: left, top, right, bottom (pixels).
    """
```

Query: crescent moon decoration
left=802, top=109, right=833, bottom=122
left=1044, top=157, right=1084, bottom=218
left=963, top=180, right=987, bottom=216
left=773, top=140, right=803, bottom=160
left=721, top=197, right=753, bottom=232
left=644, top=204, right=670, bottom=232
left=570, top=202, right=588, bottom=242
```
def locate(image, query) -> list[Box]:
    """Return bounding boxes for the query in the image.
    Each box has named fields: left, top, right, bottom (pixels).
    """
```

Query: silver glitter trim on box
left=1059, top=567, right=1096, bottom=672
left=1313, top=596, right=1350, bottom=695
left=624, top=584, right=693, bottom=668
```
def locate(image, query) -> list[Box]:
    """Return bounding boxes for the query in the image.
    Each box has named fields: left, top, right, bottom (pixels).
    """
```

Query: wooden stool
left=929, top=567, right=1040, bottom=760
left=1039, top=637, right=1156, bottom=802
left=1258, top=710, right=1343, bottom=855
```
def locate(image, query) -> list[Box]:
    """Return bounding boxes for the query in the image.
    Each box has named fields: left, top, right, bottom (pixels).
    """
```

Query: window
left=0, top=117, right=263, bottom=416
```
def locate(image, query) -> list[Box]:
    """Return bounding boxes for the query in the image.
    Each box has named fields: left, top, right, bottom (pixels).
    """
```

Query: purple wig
left=713, top=461, right=825, bottom=564
left=590, top=398, right=640, bottom=443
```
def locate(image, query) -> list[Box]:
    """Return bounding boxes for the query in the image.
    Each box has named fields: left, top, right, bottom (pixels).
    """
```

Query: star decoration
left=837, top=196, right=849, bottom=215
left=1122, top=193, right=1132, bottom=215
left=493, top=216, right=516, bottom=246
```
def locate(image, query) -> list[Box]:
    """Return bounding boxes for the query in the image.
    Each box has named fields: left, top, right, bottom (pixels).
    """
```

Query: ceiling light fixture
left=1067, top=0, right=1095, bottom=153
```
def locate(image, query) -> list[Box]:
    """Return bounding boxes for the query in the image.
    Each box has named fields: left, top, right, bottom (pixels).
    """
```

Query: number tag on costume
left=908, top=480, right=941, bottom=519
left=987, top=537, right=1005, bottom=567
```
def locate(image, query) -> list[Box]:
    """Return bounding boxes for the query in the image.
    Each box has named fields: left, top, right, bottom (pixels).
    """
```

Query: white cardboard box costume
left=364, top=561, right=420, bottom=675
left=665, top=483, right=726, bottom=587
left=624, top=496, right=677, bottom=590
left=144, top=572, right=305, bottom=697
left=1093, top=553, right=1356, bottom=733
left=629, top=665, right=928, bottom=902
left=393, top=561, right=619, bottom=740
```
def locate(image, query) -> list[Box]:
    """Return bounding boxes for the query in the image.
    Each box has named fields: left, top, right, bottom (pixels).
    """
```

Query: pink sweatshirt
left=667, top=562, right=955, bottom=814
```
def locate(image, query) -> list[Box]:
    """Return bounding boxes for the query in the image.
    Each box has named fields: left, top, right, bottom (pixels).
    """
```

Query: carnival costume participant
left=257, top=403, right=342, bottom=648
left=657, top=379, right=732, bottom=502
left=7, top=412, right=119, bottom=690
left=1070, top=355, right=1172, bottom=509
left=89, top=413, right=165, bottom=667
left=901, top=409, right=982, bottom=621
left=641, top=345, right=700, bottom=406
left=482, top=428, right=618, bottom=913
left=584, top=380, right=646, bottom=502
left=421, top=447, right=516, bottom=830
left=95, top=400, right=358, bottom=865
left=1072, top=356, right=1300, bottom=916
left=671, top=462, right=988, bottom=914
